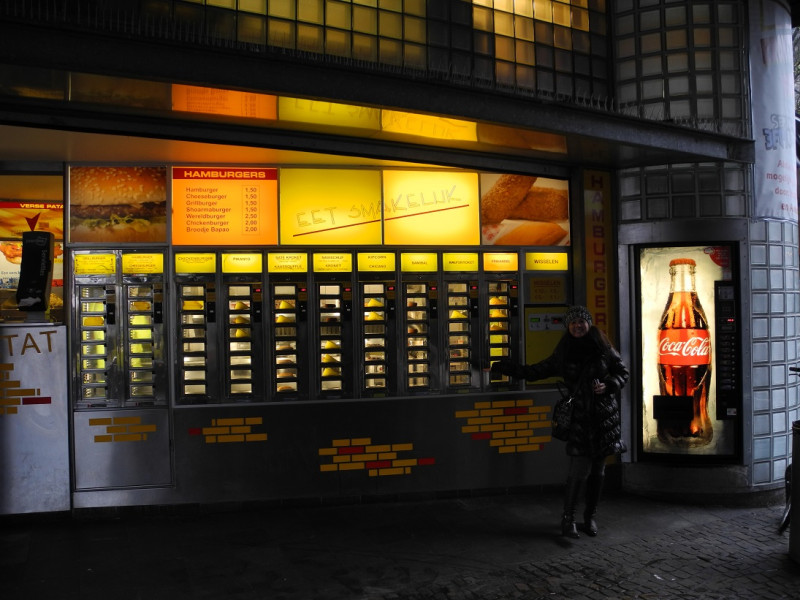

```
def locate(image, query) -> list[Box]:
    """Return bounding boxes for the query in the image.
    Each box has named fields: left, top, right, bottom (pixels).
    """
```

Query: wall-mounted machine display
left=442, top=253, right=480, bottom=392
left=638, top=245, right=740, bottom=459
left=268, top=252, right=309, bottom=400
left=484, top=253, right=521, bottom=390
left=400, top=253, right=440, bottom=394
left=72, top=250, right=167, bottom=408
left=357, top=252, right=397, bottom=397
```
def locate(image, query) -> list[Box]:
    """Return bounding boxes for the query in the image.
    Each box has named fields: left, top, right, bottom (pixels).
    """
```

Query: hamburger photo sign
left=69, top=166, right=167, bottom=243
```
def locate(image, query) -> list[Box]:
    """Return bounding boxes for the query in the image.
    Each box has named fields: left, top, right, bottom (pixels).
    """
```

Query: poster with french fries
left=480, top=174, right=569, bottom=246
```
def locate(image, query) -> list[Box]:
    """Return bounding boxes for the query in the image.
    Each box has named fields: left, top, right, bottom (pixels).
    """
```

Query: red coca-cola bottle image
left=657, top=258, right=713, bottom=447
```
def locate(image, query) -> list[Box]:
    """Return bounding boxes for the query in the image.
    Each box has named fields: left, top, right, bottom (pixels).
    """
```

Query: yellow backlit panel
left=443, top=253, right=479, bottom=272
left=525, top=252, right=568, bottom=271
left=357, top=252, right=396, bottom=272
left=280, top=169, right=382, bottom=245
left=121, top=253, right=163, bottom=275
left=400, top=252, right=438, bottom=272
left=267, top=252, right=308, bottom=273
left=172, top=84, right=277, bottom=119
left=313, top=252, right=353, bottom=272
left=278, top=97, right=381, bottom=130
left=74, top=253, right=116, bottom=275
left=175, top=253, right=217, bottom=274
left=383, top=171, right=480, bottom=246
left=221, top=253, right=262, bottom=273
left=382, top=111, right=477, bottom=142
left=483, top=252, right=519, bottom=272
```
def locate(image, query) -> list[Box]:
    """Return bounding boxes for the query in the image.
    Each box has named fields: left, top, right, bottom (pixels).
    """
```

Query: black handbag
left=551, top=383, right=574, bottom=441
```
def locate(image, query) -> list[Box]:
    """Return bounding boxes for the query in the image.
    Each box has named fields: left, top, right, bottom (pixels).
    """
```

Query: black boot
left=582, top=472, right=604, bottom=537
left=561, top=477, right=582, bottom=538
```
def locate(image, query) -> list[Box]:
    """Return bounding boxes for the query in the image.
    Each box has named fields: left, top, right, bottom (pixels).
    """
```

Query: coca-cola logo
left=658, top=329, right=711, bottom=365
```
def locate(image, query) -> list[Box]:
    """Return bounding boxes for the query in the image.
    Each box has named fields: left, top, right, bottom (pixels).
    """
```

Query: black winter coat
left=503, top=328, right=629, bottom=458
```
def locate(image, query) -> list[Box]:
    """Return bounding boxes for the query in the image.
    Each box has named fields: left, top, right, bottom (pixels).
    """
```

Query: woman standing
left=491, top=306, right=629, bottom=538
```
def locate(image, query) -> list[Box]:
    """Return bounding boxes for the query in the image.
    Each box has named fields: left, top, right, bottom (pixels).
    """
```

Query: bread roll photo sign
left=69, top=166, right=167, bottom=243
left=479, top=173, right=570, bottom=246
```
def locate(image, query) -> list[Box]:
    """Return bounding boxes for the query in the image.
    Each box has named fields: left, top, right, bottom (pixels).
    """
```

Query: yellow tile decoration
left=189, top=415, right=268, bottom=444
left=455, top=398, right=551, bottom=453
left=319, top=437, right=435, bottom=477
left=0, top=362, right=52, bottom=418
left=89, top=416, right=156, bottom=443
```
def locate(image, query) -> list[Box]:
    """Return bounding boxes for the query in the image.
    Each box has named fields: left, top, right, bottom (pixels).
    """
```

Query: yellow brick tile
left=7, top=406, right=17, bottom=414
left=506, top=436, right=530, bottom=445
left=332, top=439, right=351, bottom=446
left=378, top=467, right=405, bottom=476
left=339, top=462, right=365, bottom=471
left=113, top=416, right=141, bottom=425
left=217, top=434, right=245, bottom=443
left=517, top=444, right=540, bottom=452
left=491, top=400, right=516, bottom=408
left=368, top=469, right=378, bottom=477
left=114, top=433, right=143, bottom=442
left=405, top=467, right=412, bottom=474
left=491, top=416, right=515, bottom=424
left=129, top=424, right=157, bottom=433
left=351, top=437, right=372, bottom=445
left=505, top=422, right=529, bottom=431
left=353, top=453, right=377, bottom=462
left=319, top=447, right=338, bottom=456
left=467, top=417, right=492, bottom=425
left=94, top=435, right=113, bottom=443
left=378, top=452, right=397, bottom=460
left=320, top=464, right=338, bottom=472
left=531, top=406, right=549, bottom=413
left=246, top=433, right=268, bottom=442
left=333, top=455, right=351, bottom=463
left=366, top=445, right=391, bottom=453
left=230, top=426, right=251, bottom=434
left=454, top=410, right=479, bottom=418
left=490, top=439, right=504, bottom=446
left=392, top=443, right=413, bottom=452
left=203, top=426, right=230, bottom=435
left=0, top=398, right=19, bottom=406
left=515, top=399, right=534, bottom=406
left=107, top=425, right=128, bottom=434
left=529, top=435, right=551, bottom=443
left=498, top=445, right=517, bottom=453
left=479, top=424, right=503, bottom=432
left=479, top=408, right=503, bottom=417
left=392, top=459, right=417, bottom=468
left=245, top=417, right=263, bottom=425
left=216, top=418, right=245, bottom=426
left=89, top=417, right=113, bottom=426
left=474, top=402, right=491, bottom=409
left=493, top=430, right=515, bottom=439
left=461, top=425, right=479, bottom=433
left=205, top=436, right=217, bottom=443
left=515, top=414, right=536, bottom=422
left=531, top=421, right=551, bottom=430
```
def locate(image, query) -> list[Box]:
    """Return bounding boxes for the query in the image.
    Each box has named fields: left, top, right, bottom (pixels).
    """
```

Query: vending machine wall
left=174, top=253, right=218, bottom=405
left=357, top=272, right=398, bottom=397
left=270, top=275, right=309, bottom=400
left=400, top=254, right=441, bottom=395
left=221, top=253, right=265, bottom=401
left=483, top=253, right=521, bottom=391
left=71, top=250, right=171, bottom=491
left=442, top=269, right=480, bottom=393
left=313, top=273, right=355, bottom=399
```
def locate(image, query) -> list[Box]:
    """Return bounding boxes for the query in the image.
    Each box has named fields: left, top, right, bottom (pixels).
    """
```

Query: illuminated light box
left=357, top=252, right=396, bottom=272
left=280, top=169, right=382, bottom=245
left=267, top=252, right=308, bottom=273
left=382, top=111, right=477, bottom=142
left=313, top=253, right=353, bottom=273
left=122, top=253, right=163, bottom=275
left=525, top=252, right=569, bottom=271
left=0, top=200, right=63, bottom=240
left=221, top=253, right=262, bottom=274
left=172, top=167, right=278, bottom=246
left=483, top=252, right=519, bottom=272
left=400, top=253, right=438, bottom=272
left=172, top=85, right=277, bottom=120
left=74, top=253, right=116, bottom=275
left=383, top=171, right=480, bottom=246
left=175, top=253, right=217, bottom=274
left=443, top=253, right=479, bottom=272
left=278, top=97, right=381, bottom=131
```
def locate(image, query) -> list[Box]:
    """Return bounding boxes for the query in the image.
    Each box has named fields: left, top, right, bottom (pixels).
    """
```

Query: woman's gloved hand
left=491, top=358, right=520, bottom=377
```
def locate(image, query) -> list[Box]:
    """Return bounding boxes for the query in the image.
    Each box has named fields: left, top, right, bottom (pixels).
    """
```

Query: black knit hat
left=564, top=305, right=592, bottom=326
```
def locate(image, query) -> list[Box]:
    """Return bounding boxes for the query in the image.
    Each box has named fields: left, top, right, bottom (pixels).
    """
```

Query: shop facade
left=0, top=0, right=796, bottom=513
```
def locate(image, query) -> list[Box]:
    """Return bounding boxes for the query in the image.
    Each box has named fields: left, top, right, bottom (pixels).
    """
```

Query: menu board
left=383, top=171, right=480, bottom=246
left=0, top=200, right=63, bottom=240
left=172, top=85, right=277, bottom=120
left=279, top=169, right=382, bottom=245
left=172, top=167, right=278, bottom=245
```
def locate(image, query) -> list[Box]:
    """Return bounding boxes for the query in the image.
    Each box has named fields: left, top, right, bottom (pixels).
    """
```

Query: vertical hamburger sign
left=68, top=167, right=168, bottom=243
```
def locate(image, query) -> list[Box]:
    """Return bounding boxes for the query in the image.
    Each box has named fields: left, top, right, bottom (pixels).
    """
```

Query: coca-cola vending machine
left=638, top=245, right=741, bottom=459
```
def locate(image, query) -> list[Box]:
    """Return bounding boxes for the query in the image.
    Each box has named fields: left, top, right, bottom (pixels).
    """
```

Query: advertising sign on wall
left=639, top=245, right=736, bottom=457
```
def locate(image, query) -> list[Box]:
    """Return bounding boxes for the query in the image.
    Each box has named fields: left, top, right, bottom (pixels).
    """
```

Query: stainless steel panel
left=73, top=408, right=172, bottom=490
left=0, top=324, right=69, bottom=514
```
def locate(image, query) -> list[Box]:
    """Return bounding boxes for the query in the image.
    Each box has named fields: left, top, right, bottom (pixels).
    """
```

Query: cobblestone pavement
left=2, top=490, right=799, bottom=599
